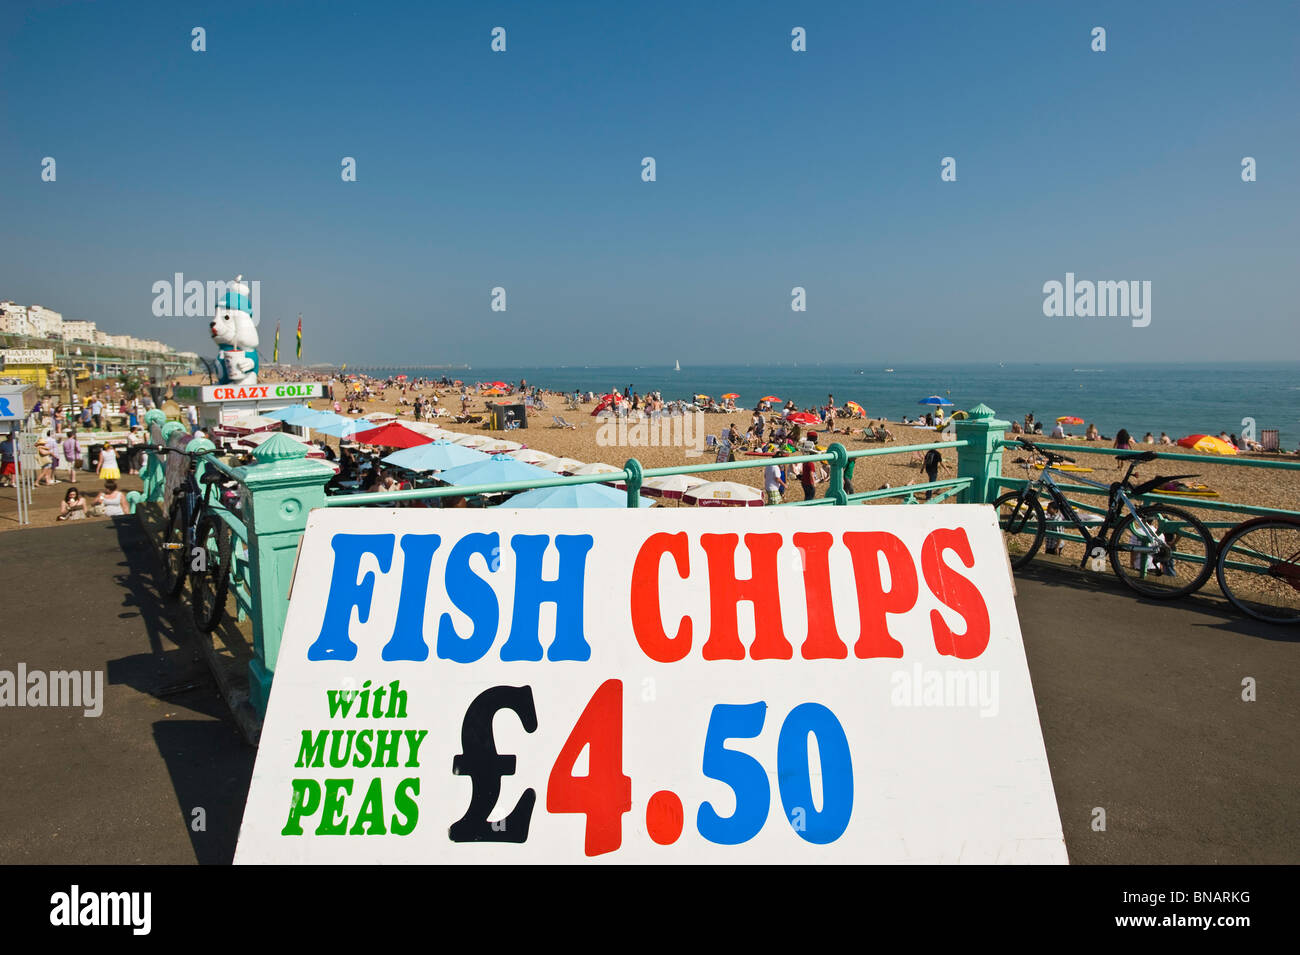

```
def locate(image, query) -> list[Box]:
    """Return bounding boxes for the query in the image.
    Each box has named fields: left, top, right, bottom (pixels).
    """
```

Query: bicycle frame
left=1009, top=459, right=1165, bottom=568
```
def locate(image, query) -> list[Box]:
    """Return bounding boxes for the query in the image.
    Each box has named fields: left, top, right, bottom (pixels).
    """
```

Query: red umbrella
left=787, top=411, right=819, bottom=426
left=352, top=422, right=434, bottom=449
left=491, top=381, right=509, bottom=389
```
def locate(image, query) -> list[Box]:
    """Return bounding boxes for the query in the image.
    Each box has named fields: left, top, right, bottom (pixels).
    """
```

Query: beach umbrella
left=569, top=462, right=623, bottom=476
left=721, top=393, right=739, bottom=400
left=918, top=396, right=954, bottom=406
left=479, top=438, right=524, bottom=453
left=435, top=454, right=553, bottom=487
left=507, top=448, right=557, bottom=464
left=639, top=473, right=708, bottom=500
left=694, top=393, right=711, bottom=402
left=314, top=415, right=385, bottom=438
left=682, top=481, right=765, bottom=507
left=1177, top=434, right=1238, bottom=455
left=382, top=440, right=489, bottom=472
left=537, top=457, right=583, bottom=474
left=352, top=422, right=434, bottom=449
left=760, top=395, right=781, bottom=403
left=450, top=434, right=495, bottom=449
left=845, top=401, right=865, bottom=417
left=1056, top=416, right=1084, bottom=425
left=504, top=483, right=653, bottom=509
left=787, top=411, right=819, bottom=426
left=263, top=405, right=316, bottom=423
left=491, top=381, right=509, bottom=389
left=403, top=421, right=454, bottom=439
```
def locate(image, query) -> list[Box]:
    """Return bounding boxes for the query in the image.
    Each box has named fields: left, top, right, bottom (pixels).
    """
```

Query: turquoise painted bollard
left=235, top=433, right=334, bottom=717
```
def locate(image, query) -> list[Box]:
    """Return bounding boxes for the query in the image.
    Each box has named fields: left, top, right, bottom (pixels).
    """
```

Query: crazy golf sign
left=235, top=505, right=1066, bottom=863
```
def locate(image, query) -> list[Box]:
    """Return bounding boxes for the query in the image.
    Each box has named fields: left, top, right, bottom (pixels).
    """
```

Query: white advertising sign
left=1, top=349, right=54, bottom=366
left=0, top=386, right=27, bottom=421
left=236, top=505, right=1065, bottom=864
left=201, top=382, right=324, bottom=403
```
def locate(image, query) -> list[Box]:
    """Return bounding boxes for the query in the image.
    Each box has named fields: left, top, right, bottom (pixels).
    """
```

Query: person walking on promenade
left=96, top=443, right=121, bottom=482
left=0, top=431, right=16, bottom=488
left=61, top=430, right=80, bottom=483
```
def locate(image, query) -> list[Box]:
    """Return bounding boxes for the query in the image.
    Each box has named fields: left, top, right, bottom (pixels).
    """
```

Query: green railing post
left=129, top=416, right=186, bottom=508
left=234, top=432, right=334, bottom=717
left=827, top=443, right=849, bottom=505
left=954, top=403, right=1009, bottom=504
left=623, top=457, right=643, bottom=508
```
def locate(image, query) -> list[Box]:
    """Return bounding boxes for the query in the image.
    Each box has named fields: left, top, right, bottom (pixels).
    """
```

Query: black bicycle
left=993, top=439, right=1216, bottom=599
left=156, top=447, right=241, bottom=632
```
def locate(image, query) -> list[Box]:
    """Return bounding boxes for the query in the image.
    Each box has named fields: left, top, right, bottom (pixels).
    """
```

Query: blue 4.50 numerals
left=698, top=702, right=854, bottom=846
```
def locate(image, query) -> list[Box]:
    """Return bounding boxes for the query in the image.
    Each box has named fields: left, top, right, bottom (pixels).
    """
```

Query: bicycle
left=1214, top=515, right=1300, bottom=624
left=155, top=446, right=241, bottom=632
left=992, top=439, right=1216, bottom=599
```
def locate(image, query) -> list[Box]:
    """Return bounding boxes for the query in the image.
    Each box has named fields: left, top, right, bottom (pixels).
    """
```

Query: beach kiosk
left=0, top=349, right=55, bottom=389
left=487, top=401, right=527, bottom=431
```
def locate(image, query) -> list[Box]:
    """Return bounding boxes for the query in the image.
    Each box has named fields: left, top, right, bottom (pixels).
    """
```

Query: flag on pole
left=296, top=314, right=303, bottom=360
left=273, top=321, right=280, bottom=363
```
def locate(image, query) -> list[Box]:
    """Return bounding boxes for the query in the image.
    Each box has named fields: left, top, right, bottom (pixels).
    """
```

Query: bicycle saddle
left=1115, top=450, right=1158, bottom=463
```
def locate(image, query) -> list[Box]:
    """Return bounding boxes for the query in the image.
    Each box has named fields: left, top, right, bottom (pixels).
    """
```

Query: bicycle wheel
left=1215, top=518, right=1300, bottom=624
left=1108, top=503, right=1214, bottom=599
left=158, top=500, right=188, bottom=597
left=992, top=490, right=1045, bottom=569
left=191, top=514, right=233, bottom=633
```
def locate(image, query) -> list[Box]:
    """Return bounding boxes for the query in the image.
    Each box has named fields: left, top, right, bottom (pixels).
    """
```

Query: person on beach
left=1112, top=430, right=1134, bottom=467
left=57, top=487, right=86, bottom=521
left=1143, top=432, right=1155, bottom=444
left=1159, top=432, right=1173, bottom=445
left=1051, top=420, right=1066, bottom=439
left=1086, top=423, right=1100, bottom=441
left=764, top=452, right=787, bottom=505
left=920, top=448, right=947, bottom=500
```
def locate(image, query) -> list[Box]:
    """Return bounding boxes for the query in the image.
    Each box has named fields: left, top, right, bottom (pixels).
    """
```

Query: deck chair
left=552, top=415, right=577, bottom=430
left=1261, top=429, right=1280, bottom=451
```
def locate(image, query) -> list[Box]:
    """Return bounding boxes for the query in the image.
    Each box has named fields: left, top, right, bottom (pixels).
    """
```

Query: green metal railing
left=147, top=397, right=1232, bottom=717
left=991, top=438, right=1300, bottom=557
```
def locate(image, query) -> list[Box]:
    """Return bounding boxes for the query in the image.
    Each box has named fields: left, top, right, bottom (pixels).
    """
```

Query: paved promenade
left=0, top=519, right=1294, bottom=864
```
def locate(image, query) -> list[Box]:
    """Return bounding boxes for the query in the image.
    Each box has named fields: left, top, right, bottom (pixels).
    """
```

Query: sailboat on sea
left=674, top=360, right=680, bottom=372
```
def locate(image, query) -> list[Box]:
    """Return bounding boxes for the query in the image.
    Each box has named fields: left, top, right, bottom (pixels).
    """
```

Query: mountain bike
left=993, top=439, right=1215, bottom=599
left=1214, top=516, right=1300, bottom=624
left=155, top=447, right=242, bottom=632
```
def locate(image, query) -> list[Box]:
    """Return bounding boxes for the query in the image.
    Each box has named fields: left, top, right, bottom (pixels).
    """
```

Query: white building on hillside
left=0, top=302, right=30, bottom=335
left=62, top=320, right=96, bottom=342
left=27, top=305, right=63, bottom=338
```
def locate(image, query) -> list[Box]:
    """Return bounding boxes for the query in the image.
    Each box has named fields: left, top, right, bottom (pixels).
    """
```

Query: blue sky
left=1, top=0, right=1296, bottom=366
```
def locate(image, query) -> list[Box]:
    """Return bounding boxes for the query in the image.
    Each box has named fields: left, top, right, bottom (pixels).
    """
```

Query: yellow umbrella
left=1177, top=434, right=1238, bottom=455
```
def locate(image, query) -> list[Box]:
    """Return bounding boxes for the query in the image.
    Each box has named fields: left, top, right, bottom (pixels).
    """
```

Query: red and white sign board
left=235, top=506, right=1066, bottom=864
left=201, top=382, right=323, bottom=403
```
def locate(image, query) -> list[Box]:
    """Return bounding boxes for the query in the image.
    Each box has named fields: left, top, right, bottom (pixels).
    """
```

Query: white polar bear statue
left=209, top=278, right=260, bottom=386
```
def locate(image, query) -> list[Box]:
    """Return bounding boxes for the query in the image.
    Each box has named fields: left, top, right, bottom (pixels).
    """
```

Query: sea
left=358, top=362, right=1300, bottom=448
